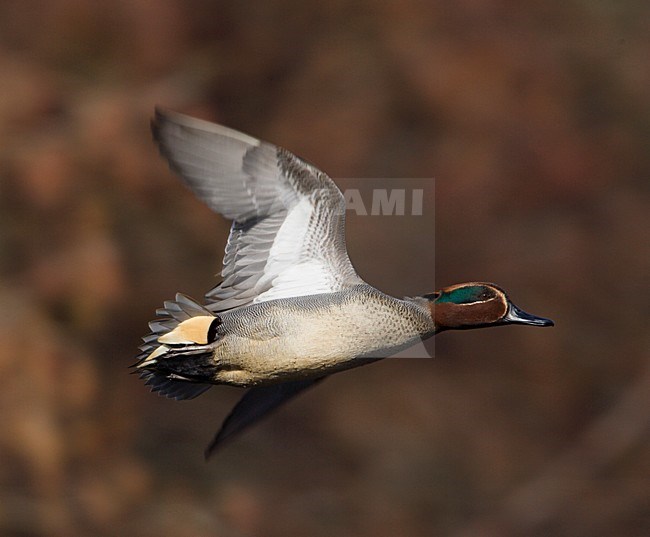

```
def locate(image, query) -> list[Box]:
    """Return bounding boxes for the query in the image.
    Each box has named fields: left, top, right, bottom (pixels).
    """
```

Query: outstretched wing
left=152, top=109, right=363, bottom=312
left=205, top=378, right=324, bottom=458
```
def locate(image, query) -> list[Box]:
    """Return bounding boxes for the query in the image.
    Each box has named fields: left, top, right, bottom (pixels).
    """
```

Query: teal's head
left=424, top=282, right=554, bottom=332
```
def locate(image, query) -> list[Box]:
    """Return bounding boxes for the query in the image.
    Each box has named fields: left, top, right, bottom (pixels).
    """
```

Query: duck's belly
left=211, top=295, right=431, bottom=386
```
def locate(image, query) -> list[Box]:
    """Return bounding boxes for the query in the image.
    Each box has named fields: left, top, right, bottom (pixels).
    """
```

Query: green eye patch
left=436, top=286, right=492, bottom=304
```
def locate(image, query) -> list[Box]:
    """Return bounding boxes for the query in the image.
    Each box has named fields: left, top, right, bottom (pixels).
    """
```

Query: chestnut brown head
left=424, top=283, right=554, bottom=332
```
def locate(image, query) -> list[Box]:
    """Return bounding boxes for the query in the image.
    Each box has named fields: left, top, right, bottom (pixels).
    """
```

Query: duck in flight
left=135, top=109, right=554, bottom=458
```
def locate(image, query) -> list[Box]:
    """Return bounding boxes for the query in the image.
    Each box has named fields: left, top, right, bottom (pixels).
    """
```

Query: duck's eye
left=476, top=288, right=498, bottom=301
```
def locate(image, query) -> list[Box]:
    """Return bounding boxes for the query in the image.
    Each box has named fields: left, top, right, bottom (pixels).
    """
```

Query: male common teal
left=135, top=109, right=553, bottom=457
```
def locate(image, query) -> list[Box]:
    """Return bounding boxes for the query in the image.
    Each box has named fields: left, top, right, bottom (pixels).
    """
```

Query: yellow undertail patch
left=157, top=315, right=216, bottom=345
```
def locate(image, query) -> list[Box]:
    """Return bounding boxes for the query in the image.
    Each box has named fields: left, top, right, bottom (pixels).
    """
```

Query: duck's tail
left=133, top=294, right=221, bottom=400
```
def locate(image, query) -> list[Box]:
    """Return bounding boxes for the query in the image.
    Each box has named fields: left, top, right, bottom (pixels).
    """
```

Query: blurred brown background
left=1, top=1, right=648, bottom=536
